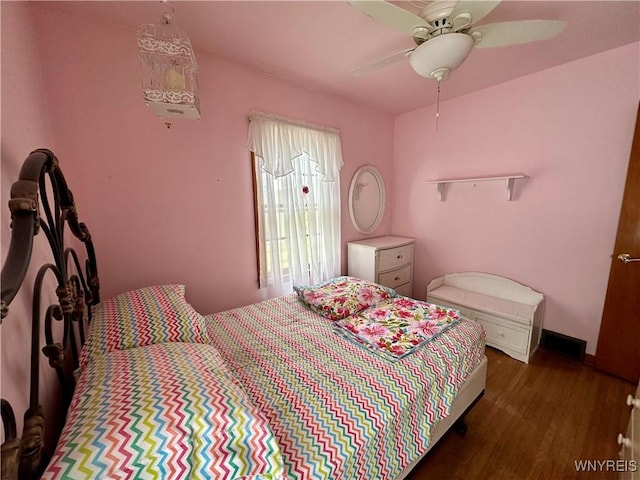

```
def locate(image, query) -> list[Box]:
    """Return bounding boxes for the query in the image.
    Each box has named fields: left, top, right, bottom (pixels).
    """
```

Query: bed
left=1, top=149, right=487, bottom=479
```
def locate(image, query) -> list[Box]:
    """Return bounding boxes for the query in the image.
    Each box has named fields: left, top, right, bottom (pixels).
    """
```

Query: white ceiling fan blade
left=471, top=20, right=567, bottom=48
left=348, top=0, right=432, bottom=35
left=450, top=1, right=501, bottom=25
left=352, top=48, right=415, bottom=76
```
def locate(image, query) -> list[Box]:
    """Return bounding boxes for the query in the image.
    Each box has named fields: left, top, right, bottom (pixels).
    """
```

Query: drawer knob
left=498, top=331, right=505, bottom=337
left=617, top=433, right=631, bottom=447
left=397, top=255, right=402, bottom=259
left=394, top=276, right=400, bottom=281
left=627, top=394, right=640, bottom=409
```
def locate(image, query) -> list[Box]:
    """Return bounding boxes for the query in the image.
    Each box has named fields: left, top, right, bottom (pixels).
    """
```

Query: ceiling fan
left=349, top=0, right=567, bottom=81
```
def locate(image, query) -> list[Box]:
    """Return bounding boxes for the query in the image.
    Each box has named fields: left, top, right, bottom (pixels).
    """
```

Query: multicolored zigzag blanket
left=42, top=342, right=285, bottom=479
left=206, top=293, right=485, bottom=480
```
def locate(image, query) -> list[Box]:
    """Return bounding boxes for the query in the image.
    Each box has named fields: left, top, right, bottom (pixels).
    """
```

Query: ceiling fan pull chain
left=435, top=78, right=441, bottom=132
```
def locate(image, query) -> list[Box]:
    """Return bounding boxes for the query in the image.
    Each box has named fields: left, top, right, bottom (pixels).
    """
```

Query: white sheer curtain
left=248, top=113, right=343, bottom=292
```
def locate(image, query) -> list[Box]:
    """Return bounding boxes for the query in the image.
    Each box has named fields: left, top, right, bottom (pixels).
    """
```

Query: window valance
left=248, top=113, right=344, bottom=181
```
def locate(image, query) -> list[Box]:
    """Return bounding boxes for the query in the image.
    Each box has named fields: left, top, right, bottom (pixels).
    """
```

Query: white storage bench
left=427, top=272, right=545, bottom=363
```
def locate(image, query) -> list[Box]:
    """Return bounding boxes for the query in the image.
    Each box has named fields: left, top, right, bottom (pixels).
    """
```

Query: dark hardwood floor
left=407, top=346, right=636, bottom=480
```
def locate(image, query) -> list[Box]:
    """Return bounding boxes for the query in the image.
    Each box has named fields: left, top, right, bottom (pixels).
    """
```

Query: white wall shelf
left=426, top=174, right=528, bottom=201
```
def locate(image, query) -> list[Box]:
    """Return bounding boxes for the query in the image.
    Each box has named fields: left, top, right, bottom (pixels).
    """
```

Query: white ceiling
left=52, top=0, right=640, bottom=115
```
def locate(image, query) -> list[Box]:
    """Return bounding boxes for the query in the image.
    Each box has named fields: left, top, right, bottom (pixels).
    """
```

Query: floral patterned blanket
left=334, top=297, right=461, bottom=360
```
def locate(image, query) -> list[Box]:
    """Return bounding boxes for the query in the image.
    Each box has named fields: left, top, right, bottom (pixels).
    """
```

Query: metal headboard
left=1, top=149, right=100, bottom=480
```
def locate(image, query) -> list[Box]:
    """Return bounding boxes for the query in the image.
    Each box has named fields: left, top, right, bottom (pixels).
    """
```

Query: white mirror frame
left=348, top=165, right=386, bottom=234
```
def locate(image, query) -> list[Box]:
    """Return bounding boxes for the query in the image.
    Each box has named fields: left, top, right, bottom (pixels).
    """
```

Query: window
left=248, top=114, right=343, bottom=293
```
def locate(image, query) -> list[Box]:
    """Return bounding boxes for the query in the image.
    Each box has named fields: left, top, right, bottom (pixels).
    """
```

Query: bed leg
left=453, top=388, right=484, bottom=436
left=453, top=418, right=467, bottom=435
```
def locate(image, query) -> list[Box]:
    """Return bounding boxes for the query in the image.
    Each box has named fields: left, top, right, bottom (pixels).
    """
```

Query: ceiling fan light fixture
left=409, top=33, right=474, bottom=80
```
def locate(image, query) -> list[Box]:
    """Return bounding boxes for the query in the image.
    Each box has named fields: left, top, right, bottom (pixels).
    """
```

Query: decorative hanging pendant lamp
left=137, top=7, right=201, bottom=124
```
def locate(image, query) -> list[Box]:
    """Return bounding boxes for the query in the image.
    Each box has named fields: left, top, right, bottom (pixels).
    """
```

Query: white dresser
left=427, top=272, right=545, bottom=364
left=347, top=236, right=415, bottom=297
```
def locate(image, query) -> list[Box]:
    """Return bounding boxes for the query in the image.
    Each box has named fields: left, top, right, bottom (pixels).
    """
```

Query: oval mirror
left=348, top=165, right=385, bottom=234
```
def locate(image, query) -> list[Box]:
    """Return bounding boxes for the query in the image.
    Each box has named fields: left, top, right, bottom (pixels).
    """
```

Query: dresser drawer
left=378, top=244, right=413, bottom=271
left=475, top=311, right=529, bottom=354
left=394, top=282, right=413, bottom=297
left=378, top=265, right=412, bottom=289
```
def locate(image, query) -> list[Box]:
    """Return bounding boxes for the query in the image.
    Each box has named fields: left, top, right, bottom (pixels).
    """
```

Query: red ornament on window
left=302, top=186, right=309, bottom=194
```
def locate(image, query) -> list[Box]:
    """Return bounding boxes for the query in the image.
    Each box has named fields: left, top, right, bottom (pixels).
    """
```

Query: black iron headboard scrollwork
left=1, top=149, right=100, bottom=480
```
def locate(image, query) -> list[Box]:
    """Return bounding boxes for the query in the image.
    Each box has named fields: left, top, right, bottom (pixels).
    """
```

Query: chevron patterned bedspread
left=205, top=293, right=486, bottom=480
left=42, top=342, right=285, bottom=479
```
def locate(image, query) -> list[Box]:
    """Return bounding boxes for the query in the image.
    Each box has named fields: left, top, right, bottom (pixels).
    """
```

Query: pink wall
left=23, top=3, right=395, bottom=313
left=392, top=42, right=640, bottom=354
left=0, top=1, right=69, bottom=446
